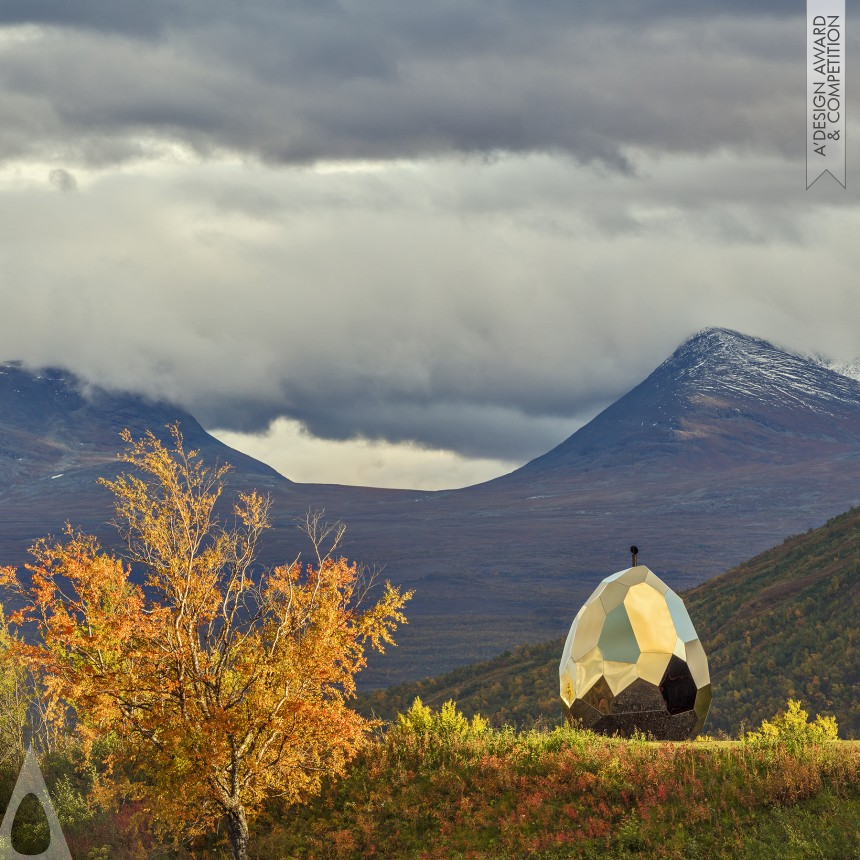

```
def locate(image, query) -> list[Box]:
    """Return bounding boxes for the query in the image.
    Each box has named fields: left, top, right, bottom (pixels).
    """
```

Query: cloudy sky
left=2, top=1, right=859, bottom=488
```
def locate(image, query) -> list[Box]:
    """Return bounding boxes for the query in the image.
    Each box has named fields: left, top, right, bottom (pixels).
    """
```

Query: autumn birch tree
left=0, top=425, right=411, bottom=860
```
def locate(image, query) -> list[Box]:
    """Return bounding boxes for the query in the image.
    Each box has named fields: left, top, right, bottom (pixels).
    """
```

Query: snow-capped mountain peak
left=660, top=327, right=860, bottom=411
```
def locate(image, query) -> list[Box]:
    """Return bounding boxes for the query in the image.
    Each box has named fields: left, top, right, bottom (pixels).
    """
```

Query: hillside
left=511, top=327, right=860, bottom=476
left=0, top=362, right=299, bottom=556
left=358, top=504, right=860, bottom=738
left=0, top=362, right=282, bottom=485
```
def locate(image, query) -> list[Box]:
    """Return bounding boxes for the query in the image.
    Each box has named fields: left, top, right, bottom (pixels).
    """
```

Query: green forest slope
left=358, top=506, right=860, bottom=738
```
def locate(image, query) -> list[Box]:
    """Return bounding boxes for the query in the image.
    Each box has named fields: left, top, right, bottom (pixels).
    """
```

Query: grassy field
left=2, top=704, right=858, bottom=859
left=248, top=707, right=859, bottom=860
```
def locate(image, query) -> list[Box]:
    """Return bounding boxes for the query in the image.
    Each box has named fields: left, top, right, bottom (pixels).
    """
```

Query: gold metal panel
left=665, top=589, right=698, bottom=642
left=694, top=684, right=712, bottom=720
left=623, top=565, right=649, bottom=585
left=598, top=604, right=640, bottom=663
left=603, top=567, right=633, bottom=584
left=560, top=672, right=576, bottom=708
left=582, top=676, right=613, bottom=714
left=624, top=582, right=675, bottom=653
left=660, top=655, right=698, bottom=715
left=559, top=564, right=710, bottom=740
left=598, top=580, right=628, bottom=614
left=684, top=638, right=710, bottom=687
left=570, top=599, right=608, bottom=661
left=559, top=624, right=576, bottom=699
left=636, top=651, right=671, bottom=685
left=560, top=616, right=578, bottom=669
left=584, top=581, right=608, bottom=605
left=575, top=646, right=604, bottom=700
left=644, top=570, right=669, bottom=595
left=603, top=660, right=639, bottom=697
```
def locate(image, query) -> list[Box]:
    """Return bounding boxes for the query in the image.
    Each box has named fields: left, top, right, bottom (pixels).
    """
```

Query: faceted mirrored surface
left=625, top=583, right=676, bottom=653
left=559, top=565, right=710, bottom=739
left=637, top=651, right=672, bottom=686
left=570, top=600, right=606, bottom=661
left=599, top=605, right=640, bottom=663
left=574, top=646, right=604, bottom=705
left=598, top=581, right=629, bottom=613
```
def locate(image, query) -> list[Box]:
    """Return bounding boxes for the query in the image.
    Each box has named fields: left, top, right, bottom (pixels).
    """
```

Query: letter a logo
left=0, top=748, right=72, bottom=859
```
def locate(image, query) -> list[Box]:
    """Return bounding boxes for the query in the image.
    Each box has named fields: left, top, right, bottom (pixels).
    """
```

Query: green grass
left=246, top=707, right=859, bottom=860
left=1, top=709, right=858, bottom=859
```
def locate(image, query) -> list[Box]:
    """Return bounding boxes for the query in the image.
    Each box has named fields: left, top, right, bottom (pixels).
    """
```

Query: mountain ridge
left=2, top=329, right=860, bottom=688
left=505, top=327, right=860, bottom=480
left=0, top=361, right=286, bottom=485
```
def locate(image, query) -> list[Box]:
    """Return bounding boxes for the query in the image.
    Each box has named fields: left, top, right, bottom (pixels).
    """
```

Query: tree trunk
left=225, top=804, right=250, bottom=860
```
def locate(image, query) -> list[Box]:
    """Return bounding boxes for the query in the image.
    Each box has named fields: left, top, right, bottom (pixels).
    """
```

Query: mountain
left=357, top=503, right=860, bottom=738
left=0, top=362, right=282, bottom=484
left=2, top=328, right=860, bottom=688
left=0, top=362, right=304, bottom=558
left=518, top=327, right=860, bottom=473
left=350, top=327, right=860, bottom=685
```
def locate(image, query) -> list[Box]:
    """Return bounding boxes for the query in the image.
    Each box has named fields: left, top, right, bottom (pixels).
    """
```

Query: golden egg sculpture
left=559, top=565, right=711, bottom=739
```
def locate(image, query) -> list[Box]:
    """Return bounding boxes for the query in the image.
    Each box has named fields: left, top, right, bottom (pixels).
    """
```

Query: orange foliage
left=0, top=425, right=411, bottom=860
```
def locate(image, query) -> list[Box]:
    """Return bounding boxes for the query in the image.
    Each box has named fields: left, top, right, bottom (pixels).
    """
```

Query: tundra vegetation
left=0, top=695, right=856, bottom=858
left=0, top=431, right=857, bottom=858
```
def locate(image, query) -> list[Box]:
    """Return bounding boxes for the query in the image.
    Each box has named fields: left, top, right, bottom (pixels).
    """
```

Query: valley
left=2, top=328, right=860, bottom=687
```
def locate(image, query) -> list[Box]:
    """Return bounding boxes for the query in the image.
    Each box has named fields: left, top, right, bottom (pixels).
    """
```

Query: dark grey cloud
left=0, top=0, right=802, bottom=36
left=0, top=0, right=174, bottom=37
left=0, top=2, right=820, bottom=171
left=196, top=395, right=587, bottom=463
left=3, top=143, right=859, bottom=464
left=3, top=2, right=859, bottom=474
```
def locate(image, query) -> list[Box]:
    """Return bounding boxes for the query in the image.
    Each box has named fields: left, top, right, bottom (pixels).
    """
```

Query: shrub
left=395, top=697, right=489, bottom=743
left=745, top=699, right=839, bottom=753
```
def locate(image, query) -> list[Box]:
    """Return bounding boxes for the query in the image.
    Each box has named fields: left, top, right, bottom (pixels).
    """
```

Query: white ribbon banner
left=807, top=0, right=846, bottom=188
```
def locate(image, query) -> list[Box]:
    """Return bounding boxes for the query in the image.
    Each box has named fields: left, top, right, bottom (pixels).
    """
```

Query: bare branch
left=296, top=509, right=347, bottom=567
